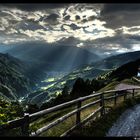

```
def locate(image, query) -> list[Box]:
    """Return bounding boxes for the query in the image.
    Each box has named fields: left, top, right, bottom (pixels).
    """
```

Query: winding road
left=115, top=83, right=140, bottom=91
left=106, top=83, right=140, bottom=137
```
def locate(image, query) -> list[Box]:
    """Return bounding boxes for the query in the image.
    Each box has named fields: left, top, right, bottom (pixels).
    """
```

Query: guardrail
left=0, top=87, right=140, bottom=136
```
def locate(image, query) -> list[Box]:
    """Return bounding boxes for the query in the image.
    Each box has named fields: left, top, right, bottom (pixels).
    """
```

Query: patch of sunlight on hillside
left=68, top=73, right=80, bottom=78
left=83, top=66, right=93, bottom=71
left=42, top=78, right=56, bottom=83
left=69, top=76, right=77, bottom=80
left=41, top=83, right=56, bottom=90
left=60, top=81, right=66, bottom=85
left=72, top=69, right=80, bottom=73
left=56, top=90, right=62, bottom=96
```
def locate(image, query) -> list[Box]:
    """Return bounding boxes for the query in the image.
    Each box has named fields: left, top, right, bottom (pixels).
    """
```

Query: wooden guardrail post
left=76, top=101, right=81, bottom=124
left=132, top=89, right=135, bottom=98
left=21, top=113, right=29, bottom=136
left=124, top=91, right=127, bottom=101
left=114, top=92, right=117, bottom=105
left=100, top=93, right=105, bottom=116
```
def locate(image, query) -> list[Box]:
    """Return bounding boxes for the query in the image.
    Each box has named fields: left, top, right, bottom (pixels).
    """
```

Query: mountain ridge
left=3, top=42, right=100, bottom=72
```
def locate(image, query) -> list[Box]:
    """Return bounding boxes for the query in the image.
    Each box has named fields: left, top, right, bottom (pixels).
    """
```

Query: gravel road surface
left=106, top=83, right=140, bottom=137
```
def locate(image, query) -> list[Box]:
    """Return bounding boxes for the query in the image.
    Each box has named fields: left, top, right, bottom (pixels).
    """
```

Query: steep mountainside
left=108, top=58, right=140, bottom=81
left=0, top=53, right=32, bottom=100
left=91, top=50, right=140, bottom=69
left=96, top=58, right=140, bottom=92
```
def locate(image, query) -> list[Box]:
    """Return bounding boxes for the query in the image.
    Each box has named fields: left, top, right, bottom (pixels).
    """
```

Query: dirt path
left=115, top=83, right=140, bottom=91
left=106, top=83, right=140, bottom=137
left=106, top=104, right=140, bottom=137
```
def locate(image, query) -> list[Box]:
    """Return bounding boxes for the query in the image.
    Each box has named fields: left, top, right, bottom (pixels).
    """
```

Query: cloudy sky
left=0, top=3, right=140, bottom=55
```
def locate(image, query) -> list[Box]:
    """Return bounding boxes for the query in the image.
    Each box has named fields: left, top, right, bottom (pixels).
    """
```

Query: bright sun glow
left=132, top=44, right=140, bottom=51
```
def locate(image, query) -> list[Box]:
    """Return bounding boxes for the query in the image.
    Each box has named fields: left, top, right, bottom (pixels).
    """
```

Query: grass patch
left=122, top=78, right=140, bottom=85
left=98, top=81, right=119, bottom=92
left=30, top=104, right=77, bottom=132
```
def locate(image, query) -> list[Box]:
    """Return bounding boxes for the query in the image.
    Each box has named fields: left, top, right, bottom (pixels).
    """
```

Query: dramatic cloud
left=0, top=4, right=70, bottom=11
left=0, top=3, right=140, bottom=55
left=100, top=4, right=140, bottom=29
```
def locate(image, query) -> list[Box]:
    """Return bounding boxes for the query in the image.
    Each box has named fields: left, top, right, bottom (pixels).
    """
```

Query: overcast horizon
left=0, top=3, right=140, bottom=56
